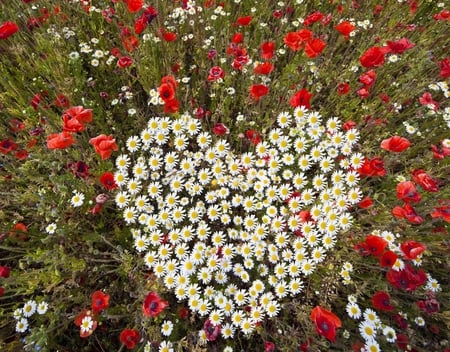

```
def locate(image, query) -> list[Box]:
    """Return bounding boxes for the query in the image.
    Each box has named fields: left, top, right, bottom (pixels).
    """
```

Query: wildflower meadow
left=0, top=0, right=449, bottom=351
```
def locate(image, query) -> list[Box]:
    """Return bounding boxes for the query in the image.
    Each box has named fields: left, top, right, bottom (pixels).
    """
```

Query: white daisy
left=71, top=191, right=85, bottom=207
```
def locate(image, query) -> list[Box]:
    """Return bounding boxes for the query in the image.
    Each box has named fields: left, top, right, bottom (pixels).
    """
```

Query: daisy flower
left=22, top=300, right=37, bottom=317
left=15, top=318, right=28, bottom=333
left=71, top=191, right=85, bottom=207
left=346, top=302, right=361, bottom=319
left=126, top=135, right=141, bottom=153
left=37, top=301, right=49, bottom=315
left=45, top=223, right=57, bottom=234
left=161, top=320, right=174, bottom=336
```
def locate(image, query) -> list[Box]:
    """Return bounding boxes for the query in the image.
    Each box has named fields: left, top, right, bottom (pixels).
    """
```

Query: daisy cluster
left=13, top=299, right=48, bottom=333
left=115, top=107, right=362, bottom=336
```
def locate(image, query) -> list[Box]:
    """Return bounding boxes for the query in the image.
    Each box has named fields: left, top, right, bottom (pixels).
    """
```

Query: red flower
left=15, top=150, right=28, bottom=160
left=417, top=297, right=440, bottom=314
left=303, top=11, right=325, bottom=26
left=343, top=120, right=357, bottom=131
left=431, top=142, right=450, bottom=160
left=379, top=250, right=398, bottom=267
left=47, top=131, right=75, bottom=149
left=123, top=35, right=139, bottom=52
left=357, top=157, right=386, bottom=177
left=0, top=139, right=18, bottom=154
left=419, top=92, right=439, bottom=110
left=120, top=329, right=140, bottom=349
left=396, top=181, right=421, bottom=203
left=117, top=56, right=133, bottom=68
left=0, top=266, right=10, bottom=278
left=310, top=306, right=341, bottom=342
left=0, top=21, right=19, bottom=40
left=387, top=264, right=427, bottom=291
left=365, top=234, right=388, bottom=256
left=254, top=62, right=274, bottom=75
left=386, top=38, right=415, bottom=54
left=261, top=41, right=275, bottom=59
left=68, top=161, right=90, bottom=179
left=264, top=341, right=276, bottom=352
left=371, top=291, right=395, bottom=311
left=335, top=21, right=355, bottom=38
left=203, top=319, right=221, bottom=341
left=250, top=84, right=269, bottom=100
left=359, top=70, right=376, bottom=87
left=0, top=287, right=4, bottom=297
left=89, top=134, right=118, bottom=160
left=438, top=57, right=450, bottom=78
left=207, top=66, right=225, bottom=81
left=212, top=123, right=228, bottom=136
left=163, top=98, right=179, bottom=113
left=401, top=240, right=426, bottom=260
left=290, top=88, right=312, bottom=109
left=158, top=83, right=176, bottom=102
left=411, top=169, right=439, bottom=192
left=433, top=9, right=450, bottom=21
left=356, top=87, right=370, bottom=99
left=231, top=32, right=243, bottom=44
left=304, top=38, right=326, bottom=58
left=392, top=203, right=424, bottom=224
left=358, top=196, right=373, bottom=209
left=91, top=290, right=110, bottom=313
left=360, top=46, right=390, bottom=68
left=337, top=82, right=350, bottom=95
left=74, top=309, right=98, bottom=338
left=430, top=203, right=450, bottom=223
left=161, top=30, right=177, bottom=42
left=245, top=129, right=262, bottom=145
left=284, top=31, right=303, bottom=51
left=142, top=291, right=169, bottom=317
left=100, top=172, right=118, bottom=190
left=127, top=0, right=143, bottom=13
left=54, top=94, right=70, bottom=108
left=236, top=15, right=252, bottom=26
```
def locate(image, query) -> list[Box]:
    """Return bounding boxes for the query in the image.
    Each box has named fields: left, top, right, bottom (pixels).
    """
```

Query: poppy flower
left=163, top=98, right=179, bottom=113
left=337, top=82, right=350, bottom=95
left=430, top=203, right=450, bottom=223
left=231, top=32, right=243, bottom=44
left=358, top=196, right=373, bottom=209
left=74, top=309, right=98, bottom=338
left=290, top=88, right=312, bottom=109
left=100, top=172, right=118, bottom=190
left=63, top=115, right=85, bottom=133
left=264, top=341, right=276, bottom=352
left=386, top=264, right=427, bottom=291
left=303, top=11, right=325, bottom=26
left=284, top=31, right=304, bottom=51
left=158, top=83, right=176, bottom=102
left=261, top=41, right=275, bottom=59
left=304, top=38, right=326, bottom=58
left=438, top=57, right=450, bottom=78
left=386, top=38, right=415, bottom=54
left=396, top=181, right=421, bottom=203
left=356, top=87, right=370, bottom=99
left=357, top=157, right=386, bottom=177
left=142, top=291, right=169, bottom=317
left=0, top=266, right=10, bottom=278
left=54, top=94, right=70, bottom=108
left=117, top=56, right=133, bottom=68
left=360, top=46, right=391, bottom=68
left=365, top=234, right=388, bottom=256
left=335, top=21, right=355, bottom=38
left=250, top=84, right=269, bottom=100
left=419, top=92, right=439, bottom=111
left=89, top=134, right=118, bottom=160
left=203, top=319, right=221, bottom=341
left=371, top=291, right=395, bottom=311
left=91, top=290, right=110, bottom=313
left=0, top=139, right=18, bottom=154
left=411, top=169, right=439, bottom=192
left=401, top=240, right=426, bottom=260
left=122, top=35, right=139, bottom=52
left=359, top=70, right=376, bottom=87
left=120, top=329, right=140, bottom=349
left=47, top=131, right=75, bottom=149
left=207, top=66, right=225, bottom=81
left=343, top=120, right=357, bottom=131
left=417, top=298, right=440, bottom=314
left=433, top=9, right=450, bottom=21
left=0, top=21, right=19, bottom=40
left=212, top=123, right=228, bottom=136
left=236, top=15, right=252, bottom=26
left=254, top=62, right=274, bottom=75
left=68, top=161, right=90, bottom=179
left=379, top=250, right=398, bottom=267
left=15, top=150, right=28, bottom=160
left=431, top=142, right=450, bottom=160
left=162, top=30, right=177, bottom=42
left=127, top=0, right=143, bottom=13
left=310, top=306, right=341, bottom=342
left=245, top=129, right=262, bottom=145
left=392, top=203, right=424, bottom=224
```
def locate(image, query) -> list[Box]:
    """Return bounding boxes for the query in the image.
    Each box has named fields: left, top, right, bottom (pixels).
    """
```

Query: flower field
left=0, top=0, right=449, bottom=351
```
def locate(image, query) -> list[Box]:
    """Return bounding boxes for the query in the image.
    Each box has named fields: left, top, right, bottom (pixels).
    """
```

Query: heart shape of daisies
left=114, top=107, right=362, bottom=337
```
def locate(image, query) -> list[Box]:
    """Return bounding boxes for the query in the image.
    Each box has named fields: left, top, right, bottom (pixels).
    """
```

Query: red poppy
left=379, top=250, right=398, bottom=267
left=0, top=139, right=18, bottom=154
left=357, top=157, right=386, bottom=177
left=261, top=41, right=275, bottom=59
left=356, top=87, right=370, bottom=99
left=337, top=82, right=350, bottom=95
left=91, top=290, right=110, bottom=313
left=343, top=120, right=357, bottom=131
left=303, top=11, right=325, bottom=26
left=158, top=83, right=176, bottom=102
left=401, top=240, right=426, bottom=260
left=54, top=94, right=70, bottom=108
left=254, top=62, right=274, bottom=75
left=433, top=9, right=450, bottom=21
left=360, top=46, right=390, bottom=68
left=163, top=98, right=179, bottom=113
left=100, top=172, right=118, bottom=190
left=74, top=309, right=98, bottom=338
left=371, top=291, right=395, bottom=311
left=431, top=142, right=450, bottom=160
left=236, top=15, right=252, bottom=26
left=68, top=161, right=90, bottom=179
left=438, top=57, right=450, bottom=78
left=250, top=84, right=269, bottom=100
left=212, top=123, right=228, bottom=136
left=63, top=115, right=85, bottom=133
left=160, top=75, right=178, bottom=89
left=127, top=0, right=143, bottom=13
left=9, top=118, right=25, bottom=132
left=359, top=70, right=376, bottom=87
left=387, top=264, right=427, bottom=291
left=264, top=341, right=276, bottom=352
left=310, top=306, right=341, bottom=342
left=396, top=181, right=421, bottom=203
left=142, top=291, right=169, bottom=317
left=386, top=38, right=415, bottom=54
left=419, top=92, right=439, bottom=111
left=203, top=319, right=221, bottom=341
left=15, top=150, right=28, bottom=160
left=120, top=329, right=140, bottom=349
left=208, top=66, right=225, bottom=81
left=411, top=169, right=439, bottom=192
left=245, top=129, right=262, bottom=145
left=89, top=134, right=118, bottom=160
left=162, top=30, right=177, bottom=42
left=335, top=21, right=355, bottom=38
left=123, top=35, right=139, bottom=52
left=290, top=88, right=312, bottom=109
left=0, top=21, right=19, bottom=40
left=231, top=32, right=243, bottom=44
left=47, top=131, right=75, bottom=149
left=392, top=203, right=424, bottom=224
left=304, top=38, right=326, bottom=58
left=365, top=234, right=388, bottom=256
left=117, top=56, right=133, bottom=68
left=177, top=306, right=189, bottom=319
left=358, top=196, right=373, bottom=209
left=430, top=203, right=450, bottom=223
left=284, top=31, right=303, bottom=51
left=0, top=266, right=10, bottom=278
left=417, top=297, right=440, bottom=314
